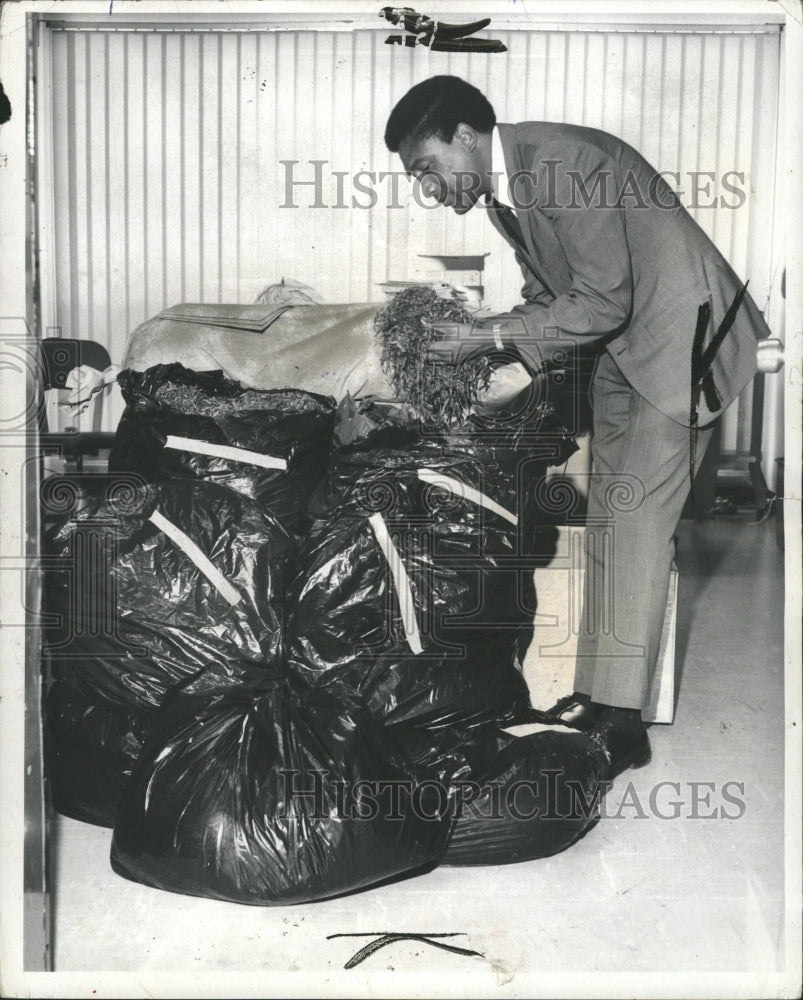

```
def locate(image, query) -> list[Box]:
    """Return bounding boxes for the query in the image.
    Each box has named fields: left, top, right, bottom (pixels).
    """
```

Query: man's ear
left=454, top=122, right=478, bottom=152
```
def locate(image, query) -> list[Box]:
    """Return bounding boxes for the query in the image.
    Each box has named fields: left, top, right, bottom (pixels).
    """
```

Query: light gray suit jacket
left=490, top=122, right=770, bottom=426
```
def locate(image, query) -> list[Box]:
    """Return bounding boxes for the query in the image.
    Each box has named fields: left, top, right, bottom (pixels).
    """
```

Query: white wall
left=37, top=19, right=781, bottom=436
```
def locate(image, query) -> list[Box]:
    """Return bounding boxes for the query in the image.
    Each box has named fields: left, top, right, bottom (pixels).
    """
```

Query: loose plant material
left=374, top=287, right=494, bottom=427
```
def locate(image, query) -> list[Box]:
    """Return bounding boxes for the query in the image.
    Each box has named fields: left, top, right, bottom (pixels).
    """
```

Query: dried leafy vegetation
left=154, top=383, right=330, bottom=418
left=374, top=287, right=495, bottom=428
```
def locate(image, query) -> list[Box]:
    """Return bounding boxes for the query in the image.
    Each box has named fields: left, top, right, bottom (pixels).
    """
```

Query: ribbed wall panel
left=40, top=25, right=780, bottom=436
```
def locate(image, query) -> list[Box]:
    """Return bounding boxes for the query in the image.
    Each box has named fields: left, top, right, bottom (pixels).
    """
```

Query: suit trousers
left=574, top=349, right=715, bottom=710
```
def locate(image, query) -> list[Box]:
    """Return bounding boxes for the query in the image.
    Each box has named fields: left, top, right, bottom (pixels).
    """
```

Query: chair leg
left=748, top=457, right=774, bottom=521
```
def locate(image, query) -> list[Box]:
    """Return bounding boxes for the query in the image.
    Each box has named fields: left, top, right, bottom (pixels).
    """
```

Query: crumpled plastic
left=438, top=718, right=608, bottom=866
left=110, top=667, right=461, bottom=904
left=61, top=363, right=121, bottom=413
left=45, top=361, right=604, bottom=890
left=110, top=365, right=336, bottom=535
left=285, top=413, right=552, bottom=732
left=43, top=477, right=293, bottom=826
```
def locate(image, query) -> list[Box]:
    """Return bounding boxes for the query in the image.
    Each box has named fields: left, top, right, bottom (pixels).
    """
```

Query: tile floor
left=45, top=517, right=791, bottom=995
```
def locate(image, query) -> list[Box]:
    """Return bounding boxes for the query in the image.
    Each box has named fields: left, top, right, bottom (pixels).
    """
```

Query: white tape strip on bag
left=492, top=323, right=504, bottom=351
left=367, top=512, right=423, bottom=655
left=417, top=468, right=518, bottom=526
left=501, top=721, right=583, bottom=737
left=163, top=435, right=288, bottom=471
left=148, top=508, right=242, bottom=607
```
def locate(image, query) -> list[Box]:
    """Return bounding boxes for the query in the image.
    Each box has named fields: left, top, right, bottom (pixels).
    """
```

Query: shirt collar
left=484, top=126, right=513, bottom=210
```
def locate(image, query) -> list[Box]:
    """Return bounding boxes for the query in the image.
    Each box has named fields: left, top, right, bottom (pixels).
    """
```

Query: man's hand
left=424, top=315, right=548, bottom=377
left=423, top=318, right=500, bottom=366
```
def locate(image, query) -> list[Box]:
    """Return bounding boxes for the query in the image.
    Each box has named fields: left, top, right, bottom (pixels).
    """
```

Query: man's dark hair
left=384, top=75, right=496, bottom=152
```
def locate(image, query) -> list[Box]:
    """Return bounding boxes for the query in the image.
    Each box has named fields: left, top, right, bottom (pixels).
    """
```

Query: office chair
left=38, top=338, right=117, bottom=472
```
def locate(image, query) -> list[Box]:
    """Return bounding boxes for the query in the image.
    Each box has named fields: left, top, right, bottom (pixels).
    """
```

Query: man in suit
left=384, top=75, right=770, bottom=776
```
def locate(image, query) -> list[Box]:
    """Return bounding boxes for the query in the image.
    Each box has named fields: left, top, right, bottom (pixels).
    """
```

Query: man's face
left=398, top=129, right=488, bottom=214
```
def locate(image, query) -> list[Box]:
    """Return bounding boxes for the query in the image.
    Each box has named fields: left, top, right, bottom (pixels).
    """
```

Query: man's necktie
left=491, top=198, right=525, bottom=250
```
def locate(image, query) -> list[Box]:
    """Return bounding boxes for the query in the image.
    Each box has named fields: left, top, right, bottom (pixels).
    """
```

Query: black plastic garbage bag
left=327, top=396, right=578, bottom=547
left=442, top=376, right=580, bottom=544
left=44, top=680, right=152, bottom=827
left=111, top=365, right=336, bottom=535
left=439, top=716, right=609, bottom=865
left=384, top=711, right=607, bottom=865
left=287, top=423, right=543, bottom=732
left=42, top=475, right=293, bottom=826
left=111, top=668, right=459, bottom=905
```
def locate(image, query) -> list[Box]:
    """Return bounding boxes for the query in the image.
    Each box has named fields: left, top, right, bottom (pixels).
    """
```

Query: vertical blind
left=39, top=24, right=780, bottom=436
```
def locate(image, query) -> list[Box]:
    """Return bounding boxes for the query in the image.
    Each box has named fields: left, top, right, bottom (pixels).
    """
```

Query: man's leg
left=550, top=350, right=715, bottom=771
left=576, top=351, right=715, bottom=705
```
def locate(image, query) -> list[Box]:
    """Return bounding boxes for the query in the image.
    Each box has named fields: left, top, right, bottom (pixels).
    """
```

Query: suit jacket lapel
left=495, top=123, right=572, bottom=297
left=486, top=200, right=528, bottom=255
left=485, top=193, right=544, bottom=287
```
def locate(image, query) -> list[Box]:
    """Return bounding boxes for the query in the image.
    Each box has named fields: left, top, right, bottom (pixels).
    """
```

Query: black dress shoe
left=589, top=708, right=651, bottom=778
left=544, top=692, right=604, bottom=730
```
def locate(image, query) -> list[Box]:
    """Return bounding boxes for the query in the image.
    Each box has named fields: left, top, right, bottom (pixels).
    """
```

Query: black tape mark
left=379, top=7, right=507, bottom=53
left=328, top=931, right=484, bottom=969
left=688, top=282, right=749, bottom=498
